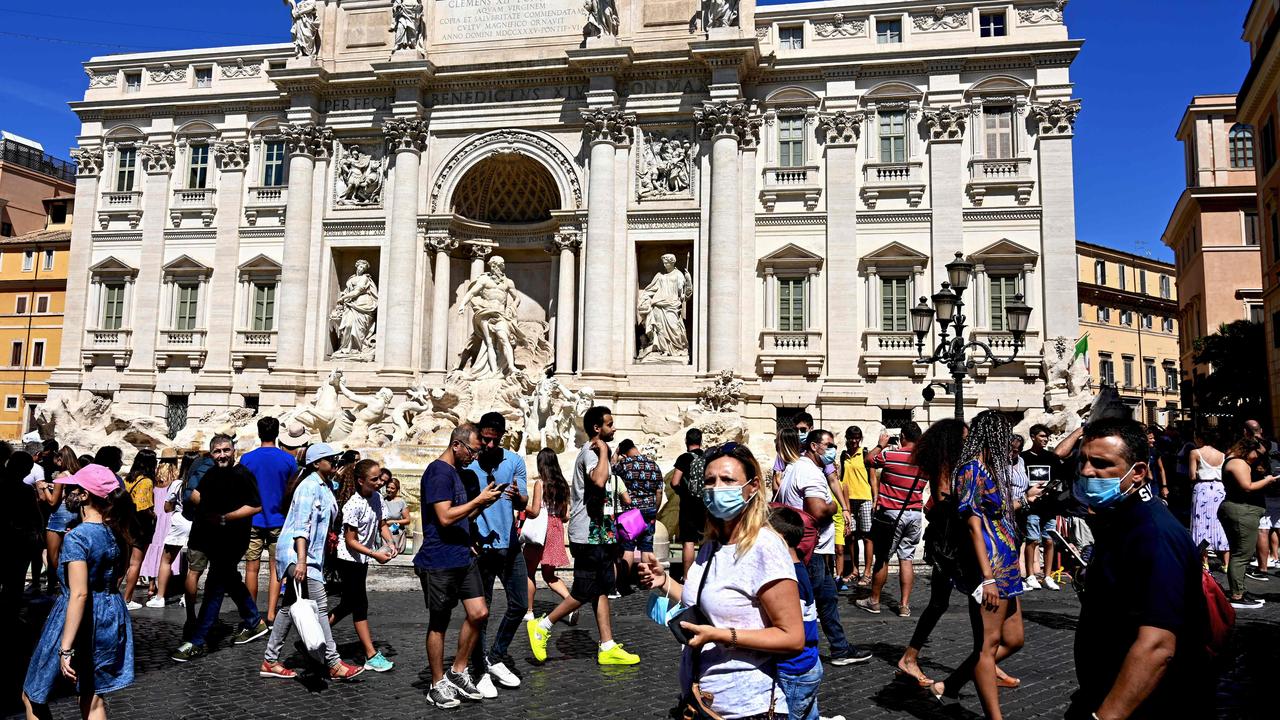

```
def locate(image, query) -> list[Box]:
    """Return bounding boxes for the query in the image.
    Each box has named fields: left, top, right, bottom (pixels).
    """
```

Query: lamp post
left=911, top=252, right=1033, bottom=420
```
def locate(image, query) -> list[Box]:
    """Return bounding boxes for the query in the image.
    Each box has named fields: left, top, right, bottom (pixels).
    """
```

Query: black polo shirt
left=1068, top=486, right=1213, bottom=719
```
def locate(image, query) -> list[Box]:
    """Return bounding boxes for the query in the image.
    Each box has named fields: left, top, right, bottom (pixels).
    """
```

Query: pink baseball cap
left=55, top=464, right=121, bottom=499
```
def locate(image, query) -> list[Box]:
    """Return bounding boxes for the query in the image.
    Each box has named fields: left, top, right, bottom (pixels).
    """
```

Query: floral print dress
left=953, top=459, right=1024, bottom=599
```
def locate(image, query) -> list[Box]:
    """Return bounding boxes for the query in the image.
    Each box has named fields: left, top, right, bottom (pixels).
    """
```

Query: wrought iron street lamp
left=912, top=252, right=1033, bottom=419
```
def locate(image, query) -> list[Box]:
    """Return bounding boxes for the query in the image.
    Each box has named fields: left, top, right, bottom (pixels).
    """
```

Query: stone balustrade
left=760, top=164, right=822, bottom=211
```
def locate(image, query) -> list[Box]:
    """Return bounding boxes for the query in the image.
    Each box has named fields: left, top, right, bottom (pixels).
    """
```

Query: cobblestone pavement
left=11, top=569, right=1280, bottom=719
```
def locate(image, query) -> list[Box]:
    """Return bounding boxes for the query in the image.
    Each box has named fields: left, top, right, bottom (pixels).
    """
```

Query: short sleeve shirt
left=414, top=460, right=474, bottom=570
left=1021, top=447, right=1063, bottom=487
left=569, top=443, right=611, bottom=545
left=239, top=446, right=298, bottom=529
left=840, top=450, right=872, bottom=501
left=874, top=448, right=924, bottom=512
left=615, top=455, right=662, bottom=511
left=337, top=492, right=383, bottom=564
left=187, top=465, right=260, bottom=560
left=778, top=458, right=834, bottom=554
left=467, top=449, right=529, bottom=550
left=125, top=475, right=155, bottom=512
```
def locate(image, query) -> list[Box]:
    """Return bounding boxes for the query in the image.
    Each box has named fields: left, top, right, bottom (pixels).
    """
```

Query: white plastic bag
left=519, top=510, right=548, bottom=546
left=290, top=579, right=326, bottom=654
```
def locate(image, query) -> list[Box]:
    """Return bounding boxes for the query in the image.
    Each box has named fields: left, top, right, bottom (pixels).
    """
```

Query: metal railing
left=1, top=139, right=76, bottom=183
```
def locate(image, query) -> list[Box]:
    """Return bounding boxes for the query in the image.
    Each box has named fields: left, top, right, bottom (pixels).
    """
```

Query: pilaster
left=276, top=122, right=332, bottom=370
left=819, top=111, right=865, bottom=380
left=204, top=140, right=250, bottom=373
left=1032, top=100, right=1083, bottom=345
left=130, top=140, right=176, bottom=373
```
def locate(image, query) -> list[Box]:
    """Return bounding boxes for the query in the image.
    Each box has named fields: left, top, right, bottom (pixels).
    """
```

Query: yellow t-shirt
left=841, top=451, right=872, bottom=501
left=125, top=476, right=155, bottom=512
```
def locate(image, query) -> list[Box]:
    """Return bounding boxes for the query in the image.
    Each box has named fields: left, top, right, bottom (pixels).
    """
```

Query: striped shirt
left=873, top=447, right=925, bottom=512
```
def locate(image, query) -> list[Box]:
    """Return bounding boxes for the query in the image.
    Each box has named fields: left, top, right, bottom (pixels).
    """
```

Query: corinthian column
left=695, top=100, right=759, bottom=373
left=382, top=118, right=428, bottom=371
left=276, top=123, right=333, bottom=370
left=425, top=232, right=459, bottom=375
left=205, top=140, right=250, bottom=372
left=131, top=141, right=176, bottom=372
left=579, top=106, right=635, bottom=376
left=547, top=230, right=581, bottom=375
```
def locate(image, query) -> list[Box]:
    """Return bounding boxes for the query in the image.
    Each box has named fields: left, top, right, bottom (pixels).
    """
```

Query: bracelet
left=980, top=579, right=996, bottom=587
left=728, top=627, right=738, bottom=648
left=59, top=648, right=74, bottom=658
left=661, top=575, right=672, bottom=594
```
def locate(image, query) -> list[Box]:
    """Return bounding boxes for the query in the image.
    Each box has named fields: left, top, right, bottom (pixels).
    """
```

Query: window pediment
left=162, top=254, right=213, bottom=280
left=758, top=243, right=823, bottom=274
left=970, top=239, right=1038, bottom=269
left=865, top=81, right=923, bottom=103
left=859, top=241, right=929, bottom=273
left=237, top=253, right=282, bottom=281
left=764, top=86, right=822, bottom=108
left=88, top=256, right=138, bottom=279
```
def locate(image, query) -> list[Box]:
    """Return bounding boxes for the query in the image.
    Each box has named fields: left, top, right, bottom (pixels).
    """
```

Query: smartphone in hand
left=1046, top=529, right=1085, bottom=570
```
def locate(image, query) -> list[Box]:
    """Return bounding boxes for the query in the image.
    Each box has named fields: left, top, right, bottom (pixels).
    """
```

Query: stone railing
left=969, top=329, right=1042, bottom=378
left=966, top=157, right=1034, bottom=205
left=160, top=329, right=207, bottom=346
left=82, top=328, right=132, bottom=369
left=758, top=329, right=824, bottom=378
left=859, top=161, right=925, bottom=208
left=102, top=191, right=142, bottom=210
left=157, top=329, right=208, bottom=369
left=232, top=329, right=278, bottom=370
left=87, top=328, right=131, bottom=347
left=761, top=165, right=822, bottom=211
left=244, top=185, right=287, bottom=226
left=171, top=187, right=216, bottom=208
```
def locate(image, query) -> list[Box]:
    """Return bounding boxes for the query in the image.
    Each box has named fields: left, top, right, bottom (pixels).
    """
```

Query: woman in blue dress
left=931, top=411, right=1025, bottom=720
left=23, top=464, right=134, bottom=720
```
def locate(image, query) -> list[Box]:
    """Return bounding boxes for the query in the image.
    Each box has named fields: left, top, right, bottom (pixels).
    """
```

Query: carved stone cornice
left=424, top=232, right=458, bottom=254
left=581, top=107, right=637, bottom=146
left=138, top=143, right=176, bottom=174
left=694, top=100, right=761, bottom=147
left=212, top=140, right=251, bottom=170
left=1031, top=99, right=1081, bottom=137
left=818, top=110, right=865, bottom=146
left=814, top=13, right=865, bottom=38
left=547, top=230, right=582, bottom=254
left=924, top=106, right=967, bottom=142
left=280, top=123, right=335, bottom=159
left=71, top=147, right=104, bottom=177
left=148, top=63, right=187, bottom=83
left=383, top=117, right=430, bottom=153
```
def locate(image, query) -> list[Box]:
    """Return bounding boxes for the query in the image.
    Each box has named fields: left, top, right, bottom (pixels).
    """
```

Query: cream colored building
left=1076, top=241, right=1180, bottom=425
left=53, top=0, right=1082, bottom=438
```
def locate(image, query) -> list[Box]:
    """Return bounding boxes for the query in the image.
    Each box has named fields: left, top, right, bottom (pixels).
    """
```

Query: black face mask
left=480, top=442, right=503, bottom=468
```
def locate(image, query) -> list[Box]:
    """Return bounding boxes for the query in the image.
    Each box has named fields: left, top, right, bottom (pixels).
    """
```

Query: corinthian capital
left=547, top=230, right=582, bottom=254
left=138, top=142, right=176, bottom=174
left=817, top=110, right=865, bottom=146
left=280, top=122, right=335, bottom=158
left=695, top=100, right=761, bottom=148
left=213, top=140, right=251, bottom=170
left=1030, top=99, right=1081, bottom=137
left=383, top=117, right=429, bottom=153
left=71, top=147, right=104, bottom=177
left=581, top=107, right=637, bottom=146
left=924, top=105, right=967, bottom=142
left=424, top=231, right=458, bottom=254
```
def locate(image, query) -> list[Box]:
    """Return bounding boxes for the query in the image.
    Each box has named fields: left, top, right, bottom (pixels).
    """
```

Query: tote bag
left=290, top=579, right=327, bottom=654
left=518, top=509, right=549, bottom=546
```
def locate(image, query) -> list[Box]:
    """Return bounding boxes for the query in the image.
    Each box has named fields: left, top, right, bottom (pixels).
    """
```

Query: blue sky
left=0, top=1, right=1256, bottom=261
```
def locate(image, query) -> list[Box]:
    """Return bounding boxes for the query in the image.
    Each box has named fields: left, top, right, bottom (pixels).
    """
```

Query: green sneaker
left=597, top=643, right=640, bottom=666
left=170, top=642, right=206, bottom=663
left=363, top=652, right=394, bottom=672
left=233, top=620, right=270, bottom=645
left=527, top=617, right=550, bottom=662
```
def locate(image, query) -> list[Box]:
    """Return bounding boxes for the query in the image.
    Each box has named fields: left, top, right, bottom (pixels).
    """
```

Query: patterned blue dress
left=23, top=522, right=134, bottom=703
left=953, top=460, right=1024, bottom=600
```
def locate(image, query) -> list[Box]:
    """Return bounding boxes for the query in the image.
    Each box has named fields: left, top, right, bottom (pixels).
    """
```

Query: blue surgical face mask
left=647, top=590, right=682, bottom=626
left=1074, top=465, right=1138, bottom=510
left=821, top=447, right=838, bottom=465
left=702, top=484, right=750, bottom=520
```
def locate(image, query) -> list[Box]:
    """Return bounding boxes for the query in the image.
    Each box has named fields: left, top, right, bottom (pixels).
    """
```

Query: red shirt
left=874, top=447, right=925, bottom=512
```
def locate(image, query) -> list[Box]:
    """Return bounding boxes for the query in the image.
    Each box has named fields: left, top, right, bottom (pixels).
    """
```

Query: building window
left=1246, top=211, right=1260, bottom=246
left=49, top=202, right=67, bottom=225
left=1230, top=124, right=1255, bottom=169
left=1161, top=316, right=1174, bottom=333
left=0, top=223, right=11, bottom=237
left=1122, top=356, right=1135, bottom=388
left=778, top=277, right=805, bottom=331
left=35, top=295, right=49, bottom=314
left=1164, top=364, right=1178, bottom=391
left=1120, top=310, right=1133, bottom=326
left=1159, top=274, right=1171, bottom=299
left=1249, top=303, right=1265, bottom=324
left=124, top=72, right=141, bottom=93
left=778, top=116, right=805, bottom=167
left=101, top=282, right=126, bottom=330
left=1263, top=118, right=1277, bottom=171
left=1117, top=263, right=1127, bottom=290
left=876, top=18, right=902, bottom=43
left=21, top=250, right=35, bottom=272
left=3, top=397, right=16, bottom=411
left=984, top=107, right=1013, bottom=159
left=1099, top=353, right=1115, bottom=385
left=195, top=66, right=213, bottom=88
left=879, top=111, right=907, bottom=163
left=14, top=296, right=27, bottom=315
left=9, top=341, right=22, bottom=367
left=166, top=395, right=188, bottom=440
left=881, top=276, right=909, bottom=331
left=42, top=249, right=54, bottom=271
left=1138, top=270, right=1147, bottom=295
left=979, top=11, right=1007, bottom=37
left=31, top=340, right=44, bottom=368
left=188, top=144, right=209, bottom=189
left=1141, top=313, right=1153, bottom=329
left=252, top=282, right=276, bottom=331
left=1096, top=306, right=1111, bottom=323
left=262, top=141, right=286, bottom=187
left=778, top=25, right=803, bottom=50
left=1094, top=259, right=1106, bottom=285
left=174, top=282, right=200, bottom=331
left=988, top=274, right=1018, bottom=331
left=1185, top=136, right=1197, bottom=187
left=1144, top=359, right=1157, bottom=389
left=116, top=147, right=137, bottom=192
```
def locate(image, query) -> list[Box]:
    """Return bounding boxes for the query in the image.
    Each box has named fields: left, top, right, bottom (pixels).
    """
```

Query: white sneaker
left=145, top=596, right=166, bottom=608
left=522, top=612, right=534, bottom=622
left=125, top=601, right=143, bottom=611
left=486, top=659, right=521, bottom=688
left=1271, top=559, right=1280, bottom=569
left=1023, top=575, right=1042, bottom=590
left=1043, top=575, right=1061, bottom=591
left=475, top=673, right=498, bottom=699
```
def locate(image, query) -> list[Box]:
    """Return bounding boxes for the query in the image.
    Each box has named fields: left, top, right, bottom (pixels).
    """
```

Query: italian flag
left=1072, top=333, right=1089, bottom=360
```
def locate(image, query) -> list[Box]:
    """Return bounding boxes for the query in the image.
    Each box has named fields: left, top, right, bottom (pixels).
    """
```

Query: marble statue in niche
left=330, top=259, right=378, bottom=361
left=637, top=132, right=695, bottom=199
left=391, top=0, right=424, bottom=51
left=456, top=255, right=541, bottom=379
left=703, top=0, right=739, bottom=29
left=336, top=144, right=385, bottom=206
left=637, top=253, right=694, bottom=363
left=285, top=0, right=320, bottom=58
left=584, top=0, right=620, bottom=38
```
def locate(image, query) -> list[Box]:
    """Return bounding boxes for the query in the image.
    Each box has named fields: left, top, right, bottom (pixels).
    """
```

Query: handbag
left=518, top=509, right=549, bottom=546
left=288, top=578, right=327, bottom=654
left=616, top=508, right=648, bottom=543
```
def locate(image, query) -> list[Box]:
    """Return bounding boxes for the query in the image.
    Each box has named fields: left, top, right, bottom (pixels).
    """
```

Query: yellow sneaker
left=597, top=642, right=640, bottom=666
left=527, top=617, right=550, bottom=662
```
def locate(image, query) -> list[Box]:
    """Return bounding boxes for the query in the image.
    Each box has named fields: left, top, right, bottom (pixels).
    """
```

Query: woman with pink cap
left=22, top=464, right=135, bottom=720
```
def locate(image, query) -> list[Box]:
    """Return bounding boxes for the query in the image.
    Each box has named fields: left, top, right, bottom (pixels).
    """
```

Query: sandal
left=894, top=666, right=933, bottom=688
left=995, top=674, right=1021, bottom=689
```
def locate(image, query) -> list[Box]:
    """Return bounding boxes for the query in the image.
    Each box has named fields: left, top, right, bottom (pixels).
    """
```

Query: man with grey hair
left=415, top=423, right=504, bottom=708
left=172, top=434, right=268, bottom=662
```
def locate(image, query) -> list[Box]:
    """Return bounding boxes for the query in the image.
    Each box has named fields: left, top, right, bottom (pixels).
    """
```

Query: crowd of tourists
left=7, top=400, right=1274, bottom=719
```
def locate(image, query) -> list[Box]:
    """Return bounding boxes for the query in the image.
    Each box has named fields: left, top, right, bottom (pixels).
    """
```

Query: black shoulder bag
left=870, top=464, right=926, bottom=568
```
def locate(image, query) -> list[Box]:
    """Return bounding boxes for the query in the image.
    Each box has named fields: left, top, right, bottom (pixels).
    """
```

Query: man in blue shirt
left=238, top=417, right=298, bottom=626
left=466, top=412, right=528, bottom=697
left=415, top=424, right=503, bottom=709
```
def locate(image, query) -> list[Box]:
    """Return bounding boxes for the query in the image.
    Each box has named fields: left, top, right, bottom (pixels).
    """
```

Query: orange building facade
left=0, top=133, right=75, bottom=238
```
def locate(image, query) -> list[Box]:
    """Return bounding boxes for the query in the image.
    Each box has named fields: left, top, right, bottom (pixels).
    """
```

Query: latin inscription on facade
left=436, top=0, right=583, bottom=43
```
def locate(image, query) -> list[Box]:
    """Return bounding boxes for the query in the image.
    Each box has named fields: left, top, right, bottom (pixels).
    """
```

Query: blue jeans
left=805, top=553, right=851, bottom=656
left=191, top=555, right=260, bottom=647
left=779, top=661, right=823, bottom=720
left=470, top=546, right=529, bottom=673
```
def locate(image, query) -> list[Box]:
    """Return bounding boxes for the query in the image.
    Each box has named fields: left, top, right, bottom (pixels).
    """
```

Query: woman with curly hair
left=930, top=411, right=1026, bottom=719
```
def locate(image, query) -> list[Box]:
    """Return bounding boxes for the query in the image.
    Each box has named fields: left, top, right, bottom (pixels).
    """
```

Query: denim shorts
left=46, top=503, right=76, bottom=533
left=1024, top=514, right=1057, bottom=542
left=620, top=508, right=656, bottom=553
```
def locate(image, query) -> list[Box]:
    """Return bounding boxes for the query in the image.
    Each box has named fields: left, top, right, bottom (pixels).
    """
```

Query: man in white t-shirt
left=777, top=428, right=872, bottom=666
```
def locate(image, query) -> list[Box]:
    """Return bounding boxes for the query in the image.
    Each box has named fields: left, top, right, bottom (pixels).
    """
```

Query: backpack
left=685, top=450, right=708, bottom=498
left=1201, top=568, right=1235, bottom=659
left=181, top=456, right=215, bottom=522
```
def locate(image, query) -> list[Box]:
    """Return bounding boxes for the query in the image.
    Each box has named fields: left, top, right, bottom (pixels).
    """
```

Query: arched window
left=1230, top=124, right=1255, bottom=169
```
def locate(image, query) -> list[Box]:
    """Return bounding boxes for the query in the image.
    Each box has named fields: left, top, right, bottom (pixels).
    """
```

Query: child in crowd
left=330, top=459, right=398, bottom=672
